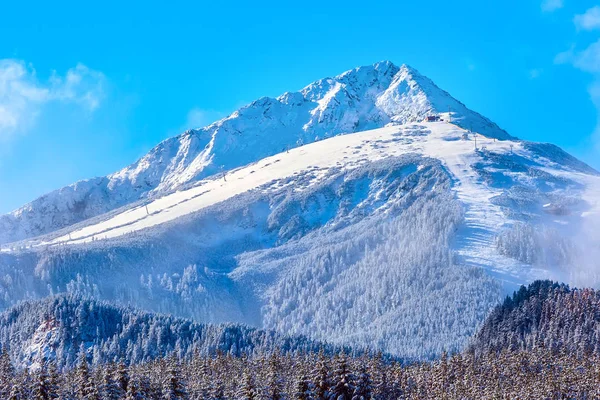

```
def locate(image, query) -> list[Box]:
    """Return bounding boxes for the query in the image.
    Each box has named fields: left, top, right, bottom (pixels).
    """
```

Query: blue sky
left=0, top=0, right=599, bottom=213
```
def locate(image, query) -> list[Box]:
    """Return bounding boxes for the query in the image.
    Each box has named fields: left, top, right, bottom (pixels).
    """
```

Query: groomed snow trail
left=420, top=124, right=540, bottom=287
left=4, top=121, right=598, bottom=291
left=34, top=124, right=415, bottom=247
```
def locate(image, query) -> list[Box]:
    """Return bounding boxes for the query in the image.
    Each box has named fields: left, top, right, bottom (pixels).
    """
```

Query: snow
left=41, top=124, right=414, bottom=246
left=0, top=61, right=513, bottom=244
left=1, top=61, right=599, bottom=359
left=22, top=319, right=60, bottom=371
left=3, top=120, right=595, bottom=293
left=19, top=123, right=492, bottom=248
left=418, top=126, right=532, bottom=288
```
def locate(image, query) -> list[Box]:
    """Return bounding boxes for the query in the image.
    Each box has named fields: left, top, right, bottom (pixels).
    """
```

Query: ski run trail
left=4, top=121, right=598, bottom=290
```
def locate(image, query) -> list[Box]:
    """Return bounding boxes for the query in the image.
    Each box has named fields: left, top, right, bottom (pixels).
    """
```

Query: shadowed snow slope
left=0, top=118, right=598, bottom=359
left=0, top=61, right=513, bottom=244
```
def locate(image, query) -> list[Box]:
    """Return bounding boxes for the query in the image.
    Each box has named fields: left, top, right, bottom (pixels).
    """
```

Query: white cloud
left=183, top=108, right=226, bottom=130
left=557, top=39, right=600, bottom=74
left=588, top=80, right=600, bottom=151
left=0, top=59, right=105, bottom=139
left=462, top=57, right=477, bottom=72
left=554, top=45, right=575, bottom=65
left=529, top=68, right=543, bottom=79
left=574, top=40, right=600, bottom=74
left=541, top=0, right=563, bottom=12
left=556, top=40, right=600, bottom=150
left=167, top=107, right=228, bottom=139
left=50, top=63, right=105, bottom=110
left=575, top=6, right=600, bottom=31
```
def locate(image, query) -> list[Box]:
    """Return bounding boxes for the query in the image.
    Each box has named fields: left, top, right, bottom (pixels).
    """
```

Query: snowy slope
left=13, top=122, right=596, bottom=279
left=0, top=295, right=330, bottom=370
left=0, top=117, right=597, bottom=359
left=0, top=61, right=513, bottom=244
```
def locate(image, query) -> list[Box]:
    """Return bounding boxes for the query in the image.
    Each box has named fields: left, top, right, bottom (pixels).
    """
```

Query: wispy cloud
left=555, top=40, right=600, bottom=74
left=184, top=108, right=226, bottom=130
left=575, top=6, right=600, bottom=31
left=555, top=3, right=600, bottom=154
left=0, top=60, right=105, bottom=140
left=556, top=39, right=600, bottom=151
left=166, top=107, right=229, bottom=139
left=542, top=0, right=563, bottom=13
left=584, top=79, right=600, bottom=155
left=529, top=68, right=543, bottom=79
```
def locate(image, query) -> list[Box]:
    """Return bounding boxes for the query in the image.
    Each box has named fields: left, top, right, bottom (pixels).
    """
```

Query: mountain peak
left=299, top=61, right=512, bottom=140
left=0, top=61, right=514, bottom=243
left=374, top=59, right=398, bottom=69
left=397, top=62, right=418, bottom=73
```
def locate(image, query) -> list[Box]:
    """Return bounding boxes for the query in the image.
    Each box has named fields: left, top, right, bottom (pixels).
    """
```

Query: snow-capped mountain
left=0, top=61, right=511, bottom=244
left=0, top=61, right=598, bottom=360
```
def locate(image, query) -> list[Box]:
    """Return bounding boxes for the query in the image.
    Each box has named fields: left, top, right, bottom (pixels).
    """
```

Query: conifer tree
left=47, top=361, right=60, bottom=400
left=9, top=380, right=25, bottom=400
left=330, top=352, right=354, bottom=400
left=352, top=364, right=372, bottom=400
left=312, top=350, right=330, bottom=400
left=139, top=373, right=158, bottom=399
left=32, top=363, right=52, bottom=400
left=265, top=351, right=284, bottom=400
left=293, top=374, right=311, bottom=400
left=76, top=349, right=90, bottom=399
left=196, top=357, right=211, bottom=399
left=75, top=347, right=99, bottom=400
left=209, top=373, right=226, bottom=400
left=101, top=363, right=122, bottom=400
left=162, top=356, right=188, bottom=400
left=116, top=361, right=130, bottom=395
left=369, top=352, right=388, bottom=400
left=236, top=371, right=256, bottom=400
left=431, top=351, right=449, bottom=399
left=0, top=347, right=15, bottom=398
left=125, top=376, right=145, bottom=400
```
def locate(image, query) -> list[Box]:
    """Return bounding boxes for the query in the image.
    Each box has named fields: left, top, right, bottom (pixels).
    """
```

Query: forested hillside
left=3, top=283, right=600, bottom=398
left=471, top=280, right=600, bottom=355
left=0, top=296, right=333, bottom=370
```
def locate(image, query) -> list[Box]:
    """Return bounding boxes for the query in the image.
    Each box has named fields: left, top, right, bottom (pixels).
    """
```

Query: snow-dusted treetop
left=0, top=61, right=512, bottom=244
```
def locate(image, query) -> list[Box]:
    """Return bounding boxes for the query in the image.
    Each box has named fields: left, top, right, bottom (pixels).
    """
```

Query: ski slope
left=40, top=125, right=415, bottom=246
left=31, top=122, right=480, bottom=247
left=3, top=120, right=595, bottom=289
left=420, top=124, right=545, bottom=287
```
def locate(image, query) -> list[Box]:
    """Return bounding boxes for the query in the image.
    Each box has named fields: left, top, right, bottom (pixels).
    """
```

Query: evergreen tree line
left=3, top=345, right=600, bottom=399
left=3, top=280, right=600, bottom=398
left=0, top=295, right=337, bottom=370
left=471, top=280, right=600, bottom=356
